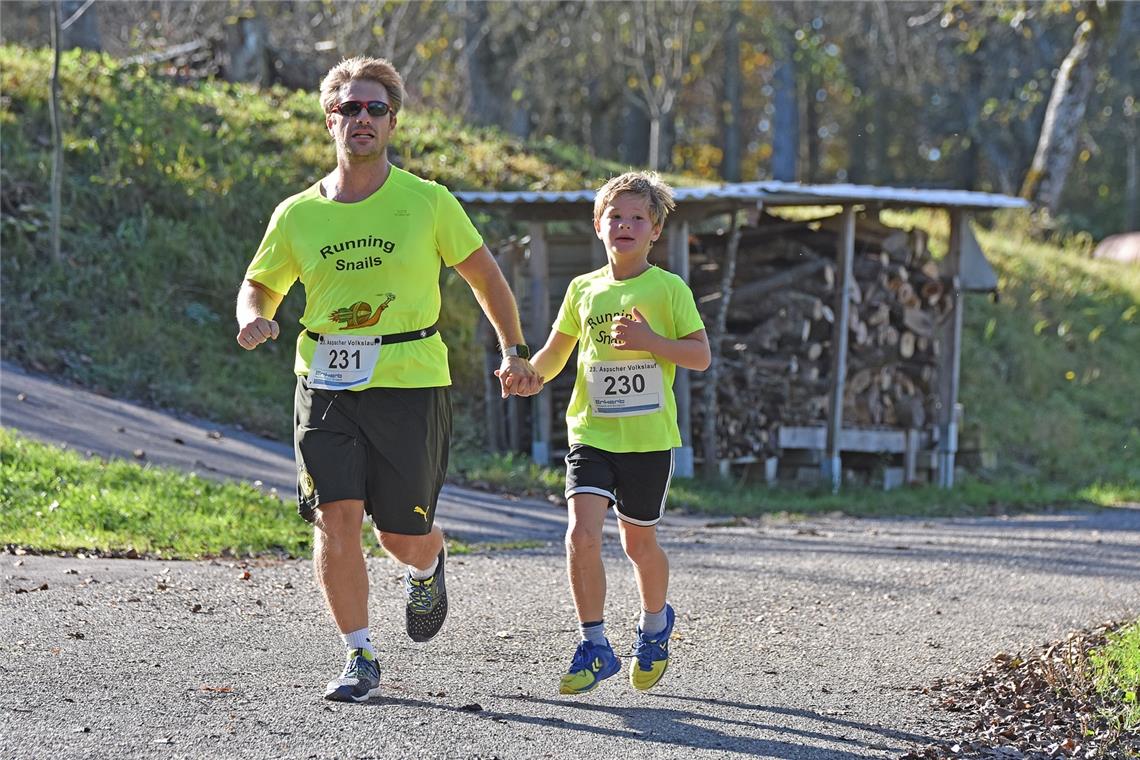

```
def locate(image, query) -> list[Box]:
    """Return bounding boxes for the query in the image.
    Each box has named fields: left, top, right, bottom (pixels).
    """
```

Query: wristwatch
left=501, top=344, right=530, bottom=359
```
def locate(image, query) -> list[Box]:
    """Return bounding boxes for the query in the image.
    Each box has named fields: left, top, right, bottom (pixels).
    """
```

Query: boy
left=529, top=171, right=711, bottom=693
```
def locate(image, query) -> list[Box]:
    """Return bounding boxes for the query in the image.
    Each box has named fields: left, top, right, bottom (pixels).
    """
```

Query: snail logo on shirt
left=328, top=293, right=395, bottom=330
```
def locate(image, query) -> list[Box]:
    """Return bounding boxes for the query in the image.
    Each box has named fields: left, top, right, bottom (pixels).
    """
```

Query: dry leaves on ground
left=903, top=622, right=1139, bottom=759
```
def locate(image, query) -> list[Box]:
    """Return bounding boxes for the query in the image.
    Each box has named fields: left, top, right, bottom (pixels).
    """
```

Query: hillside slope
left=2, top=47, right=1136, bottom=492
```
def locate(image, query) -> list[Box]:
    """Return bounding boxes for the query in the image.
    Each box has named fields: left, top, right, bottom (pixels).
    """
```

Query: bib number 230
left=308, top=335, right=382, bottom=390
left=585, top=360, right=664, bottom=417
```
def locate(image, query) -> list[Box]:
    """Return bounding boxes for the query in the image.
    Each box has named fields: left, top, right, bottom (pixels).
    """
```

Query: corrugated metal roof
left=456, top=180, right=1029, bottom=210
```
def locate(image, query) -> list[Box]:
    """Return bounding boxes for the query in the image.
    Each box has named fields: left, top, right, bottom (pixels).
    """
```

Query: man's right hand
left=236, top=317, right=280, bottom=350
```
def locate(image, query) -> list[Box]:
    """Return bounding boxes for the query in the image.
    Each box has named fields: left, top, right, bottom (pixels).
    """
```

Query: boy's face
left=594, top=192, right=662, bottom=261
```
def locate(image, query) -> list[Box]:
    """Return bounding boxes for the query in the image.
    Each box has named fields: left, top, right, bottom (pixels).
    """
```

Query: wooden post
left=528, top=222, right=552, bottom=465
left=666, top=219, right=694, bottom=477
left=936, top=211, right=966, bottom=487
left=823, top=206, right=855, bottom=491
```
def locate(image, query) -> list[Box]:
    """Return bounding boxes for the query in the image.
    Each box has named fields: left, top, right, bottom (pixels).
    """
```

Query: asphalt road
left=2, top=361, right=1139, bottom=759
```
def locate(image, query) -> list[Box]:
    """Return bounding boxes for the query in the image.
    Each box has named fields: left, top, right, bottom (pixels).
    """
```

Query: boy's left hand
left=612, top=307, right=657, bottom=352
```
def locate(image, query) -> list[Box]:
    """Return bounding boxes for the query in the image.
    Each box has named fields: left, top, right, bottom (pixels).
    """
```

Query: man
left=235, top=56, right=541, bottom=703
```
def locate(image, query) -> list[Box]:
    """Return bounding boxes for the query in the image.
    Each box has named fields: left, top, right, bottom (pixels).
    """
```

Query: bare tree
left=720, top=1, right=743, bottom=182
left=614, top=0, right=720, bottom=170
left=60, top=0, right=100, bottom=51
left=1021, top=2, right=1111, bottom=211
left=700, top=217, right=740, bottom=479
left=49, top=0, right=64, bottom=263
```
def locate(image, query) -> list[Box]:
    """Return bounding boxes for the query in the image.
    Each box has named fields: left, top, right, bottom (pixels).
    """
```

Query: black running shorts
left=294, top=378, right=451, bottom=534
left=564, top=444, right=675, bottom=526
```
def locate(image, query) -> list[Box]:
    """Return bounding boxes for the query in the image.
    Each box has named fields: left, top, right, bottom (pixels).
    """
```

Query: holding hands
left=495, top=356, right=543, bottom=398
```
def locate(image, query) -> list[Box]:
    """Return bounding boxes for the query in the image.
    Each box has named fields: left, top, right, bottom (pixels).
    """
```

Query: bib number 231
left=308, top=335, right=381, bottom=390
left=585, top=360, right=664, bottom=417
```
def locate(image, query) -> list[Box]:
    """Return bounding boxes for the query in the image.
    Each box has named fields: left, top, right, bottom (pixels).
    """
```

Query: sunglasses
left=330, top=100, right=392, bottom=118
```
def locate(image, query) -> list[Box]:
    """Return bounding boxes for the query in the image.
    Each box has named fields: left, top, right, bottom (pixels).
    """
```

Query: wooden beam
left=823, top=206, right=855, bottom=491
left=936, top=211, right=966, bottom=487
left=528, top=222, right=552, bottom=465
left=667, top=220, right=694, bottom=477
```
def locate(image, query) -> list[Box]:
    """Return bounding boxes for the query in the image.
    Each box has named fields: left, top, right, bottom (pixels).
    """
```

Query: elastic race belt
left=306, top=325, right=437, bottom=345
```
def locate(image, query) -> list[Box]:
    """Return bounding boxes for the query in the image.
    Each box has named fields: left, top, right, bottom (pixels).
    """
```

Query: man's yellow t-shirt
left=244, top=166, right=483, bottom=389
left=553, top=265, right=705, bottom=453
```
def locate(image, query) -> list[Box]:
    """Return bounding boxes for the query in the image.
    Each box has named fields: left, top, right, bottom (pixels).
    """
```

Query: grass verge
left=451, top=449, right=1137, bottom=519
left=1, top=429, right=545, bottom=560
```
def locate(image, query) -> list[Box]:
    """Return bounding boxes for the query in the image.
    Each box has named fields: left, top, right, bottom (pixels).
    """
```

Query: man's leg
left=378, top=526, right=449, bottom=643
left=313, top=499, right=369, bottom=632
left=313, top=499, right=381, bottom=702
left=377, top=525, right=444, bottom=569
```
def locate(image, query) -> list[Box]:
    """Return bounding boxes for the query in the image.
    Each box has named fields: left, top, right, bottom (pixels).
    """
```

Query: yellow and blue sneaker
left=558, top=639, right=621, bottom=695
left=323, top=648, right=381, bottom=703
left=630, top=604, right=675, bottom=691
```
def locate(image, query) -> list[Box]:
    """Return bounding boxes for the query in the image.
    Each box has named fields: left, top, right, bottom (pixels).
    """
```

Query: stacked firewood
left=687, top=212, right=948, bottom=463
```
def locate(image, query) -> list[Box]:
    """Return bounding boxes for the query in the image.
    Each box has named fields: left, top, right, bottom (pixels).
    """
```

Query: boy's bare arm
left=531, top=330, right=578, bottom=383
left=612, top=308, right=711, bottom=371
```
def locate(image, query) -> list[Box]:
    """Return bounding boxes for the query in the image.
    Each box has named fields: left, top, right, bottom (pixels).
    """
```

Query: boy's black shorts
left=564, top=444, right=675, bottom=526
left=294, top=378, right=451, bottom=535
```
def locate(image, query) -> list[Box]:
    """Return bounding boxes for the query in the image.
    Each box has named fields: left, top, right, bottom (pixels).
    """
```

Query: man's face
left=325, top=79, right=397, bottom=162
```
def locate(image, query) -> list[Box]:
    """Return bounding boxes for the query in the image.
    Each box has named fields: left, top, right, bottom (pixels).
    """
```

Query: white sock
left=580, top=620, right=607, bottom=646
left=407, top=556, right=438, bottom=581
left=341, top=627, right=375, bottom=656
left=640, top=605, right=668, bottom=636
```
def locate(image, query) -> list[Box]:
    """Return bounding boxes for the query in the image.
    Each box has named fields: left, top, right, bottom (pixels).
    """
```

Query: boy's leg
left=559, top=493, right=621, bottom=694
left=617, top=521, right=668, bottom=616
left=566, top=494, right=610, bottom=622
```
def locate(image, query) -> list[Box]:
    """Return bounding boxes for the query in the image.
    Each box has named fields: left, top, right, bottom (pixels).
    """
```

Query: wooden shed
left=456, top=181, right=1027, bottom=489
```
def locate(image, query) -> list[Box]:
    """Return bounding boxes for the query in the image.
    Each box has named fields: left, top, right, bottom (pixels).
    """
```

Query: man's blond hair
left=593, top=171, right=676, bottom=226
left=319, top=56, right=405, bottom=115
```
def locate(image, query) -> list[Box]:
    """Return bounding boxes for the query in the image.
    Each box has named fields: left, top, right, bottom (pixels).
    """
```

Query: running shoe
left=558, top=639, right=621, bottom=694
left=404, top=548, right=448, bottom=642
left=323, top=648, right=380, bottom=703
left=630, top=604, right=675, bottom=691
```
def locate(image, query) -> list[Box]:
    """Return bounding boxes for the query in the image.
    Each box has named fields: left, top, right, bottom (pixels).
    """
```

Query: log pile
left=687, top=211, right=948, bottom=463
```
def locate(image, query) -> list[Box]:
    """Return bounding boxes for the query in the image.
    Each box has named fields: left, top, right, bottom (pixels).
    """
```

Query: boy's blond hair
left=593, top=171, right=676, bottom=227
left=319, top=56, right=405, bottom=115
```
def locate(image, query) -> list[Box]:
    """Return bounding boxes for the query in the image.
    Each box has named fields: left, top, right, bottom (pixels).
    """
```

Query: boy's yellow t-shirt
left=553, top=265, right=705, bottom=453
left=244, top=167, right=483, bottom=389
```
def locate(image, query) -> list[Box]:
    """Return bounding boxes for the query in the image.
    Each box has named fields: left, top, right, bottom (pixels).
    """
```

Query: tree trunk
left=463, top=0, right=497, bottom=127
left=223, top=14, right=271, bottom=85
left=1020, top=7, right=1107, bottom=211
left=720, top=1, right=742, bottom=182
left=620, top=102, right=650, bottom=167
left=701, top=217, right=741, bottom=479
left=771, top=28, right=798, bottom=181
left=60, top=0, right=101, bottom=52
left=647, top=113, right=662, bottom=171
left=50, top=0, right=63, bottom=264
